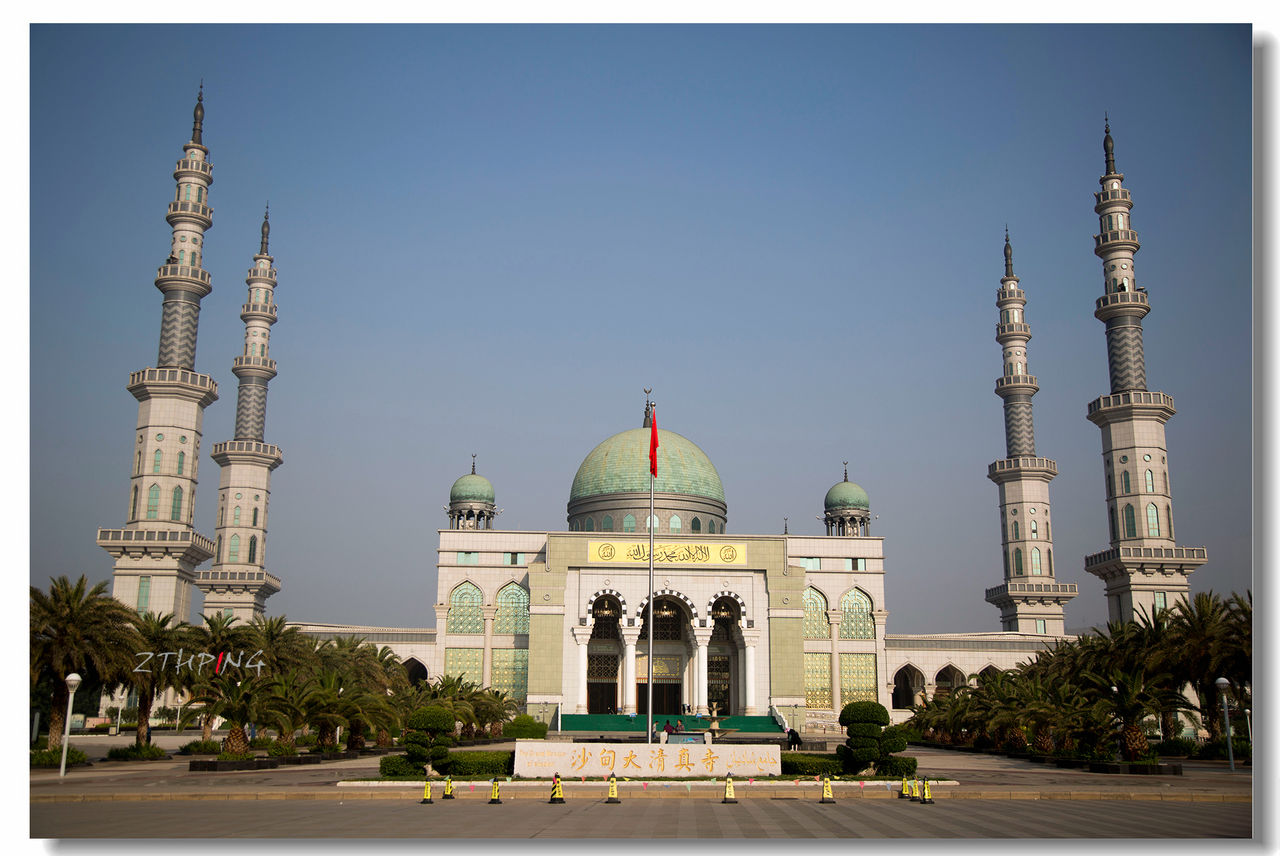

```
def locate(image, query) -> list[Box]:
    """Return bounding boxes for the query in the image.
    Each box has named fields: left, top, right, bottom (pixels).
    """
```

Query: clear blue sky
left=29, top=24, right=1252, bottom=633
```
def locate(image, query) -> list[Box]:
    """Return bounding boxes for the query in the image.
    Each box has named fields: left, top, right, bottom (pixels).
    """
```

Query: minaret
left=1083, top=119, right=1206, bottom=623
left=197, top=207, right=284, bottom=621
left=985, top=230, right=1077, bottom=634
left=97, top=88, right=218, bottom=623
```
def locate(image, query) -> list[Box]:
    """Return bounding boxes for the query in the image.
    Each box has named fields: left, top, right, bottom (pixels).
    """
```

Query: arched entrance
left=933, top=664, right=967, bottom=699
left=587, top=595, right=622, bottom=714
left=404, top=657, right=429, bottom=686
left=636, top=597, right=687, bottom=716
left=707, top=596, right=741, bottom=716
left=892, top=664, right=925, bottom=709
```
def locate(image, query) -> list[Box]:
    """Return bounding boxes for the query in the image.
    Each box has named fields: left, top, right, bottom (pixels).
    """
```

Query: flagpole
left=646, top=393, right=655, bottom=744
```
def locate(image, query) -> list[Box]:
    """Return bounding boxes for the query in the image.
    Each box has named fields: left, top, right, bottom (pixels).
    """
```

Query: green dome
left=824, top=479, right=870, bottom=511
left=570, top=428, right=725, bottom=504
left=450, top=473, right=495, bottom=504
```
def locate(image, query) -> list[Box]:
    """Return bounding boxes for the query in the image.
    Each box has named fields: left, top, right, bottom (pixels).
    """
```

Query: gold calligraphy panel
left=513, top=739, right=781, bottom=778
left=588, top=541, right=747, bottom=565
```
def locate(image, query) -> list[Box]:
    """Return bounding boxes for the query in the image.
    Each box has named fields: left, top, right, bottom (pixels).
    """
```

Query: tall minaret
left=97, top=88, right=219, bottom=623
left=197, top=208, right=284, bottom=621
left=985, top=230, right=1077, bottom=634
left=1083, top=119, right=1206, bottom=624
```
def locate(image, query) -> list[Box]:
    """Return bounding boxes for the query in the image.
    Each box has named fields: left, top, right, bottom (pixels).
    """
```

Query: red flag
left=649, top=406, right=659, bottom=477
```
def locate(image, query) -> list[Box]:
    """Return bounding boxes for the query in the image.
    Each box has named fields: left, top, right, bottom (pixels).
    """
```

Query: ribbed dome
left=570, top=428, right=725, bottom=504
left=824, top=479, right=870, bottom=511
left=450, top=473, right=495, bottom=504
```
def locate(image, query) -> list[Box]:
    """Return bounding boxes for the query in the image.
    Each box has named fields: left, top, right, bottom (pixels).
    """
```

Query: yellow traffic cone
left=920, top=779, right=934, bottom=805
left=899, top=775, right=910, bottom=799
left=549, top=772, right=566, bottom=804
left=819, top=775, right=836, bottom=804
left=420, top=779, right=433, bottom=804
left=722, top=772, right=738, bottom=804
left=606, top=773, right=622, bottom=804
left=442, top=776, right=455, bottom=799
left=910, top=778, right=920, bottom=802
left=488, top=778, right=502, bottom=804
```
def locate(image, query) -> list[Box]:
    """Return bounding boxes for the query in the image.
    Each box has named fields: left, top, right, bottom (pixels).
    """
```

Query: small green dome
left=570, top=428, right=725, bottom=504
left=824, top=479, right=870, bottom=512
left=450, top=473, right=495, bottom=504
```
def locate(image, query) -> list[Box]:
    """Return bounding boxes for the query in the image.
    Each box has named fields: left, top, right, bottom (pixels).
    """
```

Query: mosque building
left=96, top=92, right=1206, bottom=728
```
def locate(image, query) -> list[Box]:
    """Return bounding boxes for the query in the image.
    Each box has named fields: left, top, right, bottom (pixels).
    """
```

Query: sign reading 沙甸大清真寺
left=588, top=542, right=747, bottom=565
left=513, top=739, right=780, bottom=778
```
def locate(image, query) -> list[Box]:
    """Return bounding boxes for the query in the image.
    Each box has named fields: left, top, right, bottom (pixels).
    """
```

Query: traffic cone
left=549, top=772, right=566, bottom=804
left=442, top=776, right=455, bottom=799
left=722, top=772, right=738, bottom=804
left=420, top=779, right=433, bottom=804
left=819, top=775, right=836, bottom=804
left=488, top=779, right=502, bottom=804
left=606, top=773, right=622, bottom=804
left=920, top=779, right=934, bottom=805
left=910, top=778, right=920, bottom=802
left=899, top=775, right=910, bottom=799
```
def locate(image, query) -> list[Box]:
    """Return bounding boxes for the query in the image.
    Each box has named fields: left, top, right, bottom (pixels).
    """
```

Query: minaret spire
left=192, top=83, right=204, bottom=145
left=1085, top=122, right=1206, bottom=624
left=471, top=454, right=477, bottom=475
left=260, top=204, right=270, bottom=255
left=985, top=229, right=1076, bottom=634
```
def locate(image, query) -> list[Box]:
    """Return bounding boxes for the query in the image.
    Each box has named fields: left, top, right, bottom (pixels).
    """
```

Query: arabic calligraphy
left=588, top=541, right=748, bottom=565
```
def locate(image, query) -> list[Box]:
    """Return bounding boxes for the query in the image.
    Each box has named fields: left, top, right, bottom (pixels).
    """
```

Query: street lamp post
left=1214, top=677, right=1234, bottom=773
left=59, top=673, right=82, bottom=778
left=1245, top=709, right=1252, bottom=745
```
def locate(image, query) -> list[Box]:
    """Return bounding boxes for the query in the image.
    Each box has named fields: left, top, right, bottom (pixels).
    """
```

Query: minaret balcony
left=246, top=267, right=277, bottom=283
left=155, top=264, right=212, bottom=286
left=241, top=302, right=278, bottom=319
left=985, top=581, right=1078, bottom=601
left=195, top=569, right=282, bottom=597
left=97, top=527, right=215, bottom=564
left=1085, top=545, right=1207, bottom=570
left=1086, top=391, right=1176, bottom=425
left=1093, top=188, right=1132, bottom=205
left=166, top=201, right=213, bottom=228
left=1093, top=229, right=1140, bottom=249
left=995, top=374, right=1038, bottom=393
left=995, top=322, right=1031, bottom=339
left=174, top=158, right=213, bottom=178
left=987, top=457, right=1057, bottom=480
left=128, top=367, right=218, bottom=406
left=1096, top=290, right=1149, bottom=312
left=996, top=286, right=1025, bottom=303
left=211, top=439, right=284, bottom=469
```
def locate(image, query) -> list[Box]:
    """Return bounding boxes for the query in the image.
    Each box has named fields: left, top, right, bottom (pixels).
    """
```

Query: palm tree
left=31, top=576, right=140, bottom=750
left=262, top=672, right=318, bottom=748
left=247, top=615, right=317, bottom=677
left=182, top=675, right=270, bottom=754
left=127, top=611, right=192, bottom=747
left=186, top=612, right=255, bottom=740
left=1083, top=667, right=1191, bottom=761
left=1167, top=591, right=1232, bottom=738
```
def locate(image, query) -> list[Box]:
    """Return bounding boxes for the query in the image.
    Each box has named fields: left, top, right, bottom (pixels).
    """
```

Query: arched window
left=178, top=250, right=185, bottom=264
left=146, top=484, right=160, bottom=519
left=1012, top=521, right=1019, bottom=540
left=1122, top=471, right=1131, bottom=494
left=130, top=486, right=139, bottom=519
left=233, top=506, right=241, bottom=525
left=669, top=514, right=681, bottom=534
left=1048, top=549, right=1053, bottom=574
left=1030, top=520, right=1038, bottom=539
left=1145, top=469, right=1154, bottom=492
left=495, top=583, right=530, bottom=634
left=1167, top=504, right=1174, bottom=538
left=582, top=517, right=593, bottom=531
left=229, top=534, right=240, bottom=562
left=1109, top=506, right=1118, bottom=541
left=601, top=515, right=613, bottom=532
left=691, top=517, right=701, bottom=533
left=646, top=515, right=658, bottom=532
left=839, top=589, right=874, bottom=639
left=803, top=588, right=829, bottom=639
left=447, top=582, right=484, bottom=634
left=136, top=452, right=141, bottom=474
left=1146, top=503, right=1160, bottom=537
left=153, top=450, right=162, bottom=473
left=1014, top=548, right=1023, bottom=575
left=247, top=535, right=257, bottom=563
left=252, top=507, right=259, bottom=526
left=623, top=514, right=636, bottom=533
left=216, top=535, right=222, bottom=561
left=1031, top=547, right=1042, bottom=575
left=1123, top=504, right=1136, bottom=538
left=170, top=486, right=182, bottom=520
left=177, top=451, right=185, bottom=475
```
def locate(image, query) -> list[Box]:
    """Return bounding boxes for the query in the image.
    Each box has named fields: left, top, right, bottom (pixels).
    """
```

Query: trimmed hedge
left=780, top=752, right=842, bottom=776
left=1195, top=736, right=1251, bottom=761
left=218, top=752, right=256, bottom=761
left=380, top=755, right=421, bottom=778
left=180, top=739, right=223, bottom=755
left=439, top=750, right=514, bottom=777
left=106, top=743, right=167, bottom=761
left=31, top=747, right=88, bottom=768
left=504, top=715, right=549, bottom=739
left=267, top=740, right=298, bottom=757
left=249, top=736, right=274, bottom=749
left=1152, top=737, right=1197, bottom=756
left=874, top=755, right=918, bottom=778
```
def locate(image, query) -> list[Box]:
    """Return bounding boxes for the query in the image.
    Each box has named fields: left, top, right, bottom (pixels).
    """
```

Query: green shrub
left=106, top=744, right=167, bottom=761
left=844, top=722, right=883, bottom=739
left=32, top=736, right=48, bottom=751
left=874, top=755, right=918, bottom=778
left=407, top=706, right=455, bottom=734
left=295, top=733, right=318, bottom=747
left=504, top=714, right=549, bottom=739
left=780, top=752, right=842, bottom=776
left=438, top=750, right=514, bottom=777
left=249, top=736, right=273, bottom=749
left=1153, top=737, right=1197, bottom=756
left=972, top=734, right=995, bottom=751
left=837, top=701, right=902, bottom=774
left=839, top=701, right=890, bottom=728
left=1194, top=736, right=1251, bottom=761
left=267, top=740, right=297, bottom=757
left=180, top=739, right=223, bottom=755
left=379, top=755, right=421, bottom=778
left=31, top=747, right=88, bottom=768
left=218, top=752, right=256, bottom=761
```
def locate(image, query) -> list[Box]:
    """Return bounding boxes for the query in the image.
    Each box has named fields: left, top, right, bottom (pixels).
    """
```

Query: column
left=827, top=609, right=843, bottom=713
left=742, top=633, right=759, bottom=715
left=571, top=626, right=591, bottom=714
left=692, top=627, right=712, bottom=715
left=621, top=627, right=640, bottom=714
left=481, top=606, right=497, bottom=687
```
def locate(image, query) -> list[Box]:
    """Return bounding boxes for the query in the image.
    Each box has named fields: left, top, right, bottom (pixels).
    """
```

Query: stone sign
left=513, top=739, right=780, bottom=778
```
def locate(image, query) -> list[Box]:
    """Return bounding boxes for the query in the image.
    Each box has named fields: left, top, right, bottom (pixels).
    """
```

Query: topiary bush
left=180, top=739, right=223, bottom=755
left=438, top=750, right=514, bottom=777
left=836, top=701, right=914, bottom=776
left=504, top=714, right=549, bottom=739
left=780, top=752, right=842, bottom=776
left=31, top=747, right=88, bottom=768
left=874, top=755, right=918, bottom=778
left=267, top=740, right=297, bottom=757
left=379, top=755, right=421, bottom=777
left=106, top=744, right=167, bottom=761
left=397, top=706, right=456, bottom=775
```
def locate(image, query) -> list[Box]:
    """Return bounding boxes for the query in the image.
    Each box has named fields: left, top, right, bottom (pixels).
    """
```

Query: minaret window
left=153, top=450, right=162, bottom=473
left=136, top=576, right=151, bottom=614
left=802, top=588, right=829, bottom=639
left=669, top=515, right=681, bottom=534
left=178, top=250, right=185, bottom=264
left=1031, top=548, right=1042, bottom=575
left=184, top=185, right=191, bottom=201
left=216, top=535, right=221, bottom=560
left=252, top=507, right=259, bottom=526
left=1013, top=549, right=1023, bottom=574
left=1048, top=549, right=1053, bottom=574
left=248, top=536, right=257, bottom=563
left=136, top=452, right=141, bottom=474
left=170, top=486, right=182, bottom=520
left=229, top=535, right=240, bottom=562
left=177, top=451, right=185, bottom=475
left=1146, top=503, right=1160, bottom=537
left=196, top=186, right=203, bottom=203
left=1030, top=520, right=1038, bottom=539
left=1110, top=507, right=1118, bottom=541
left=130, top=486, right=138, bottom=519
left=1145, top=470, right=1154, bottom=492
left=146, top=484, right=159, bottom=519
left=1012, top=521, right=1019, bottom=540
left=1122, top=471, right=1131, bottom=494
left=233, top=506, right=241, bottom=525
left=1123, top=505, right=1137, bottom=538
left=1167, top=505, right=1174, bottom=538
